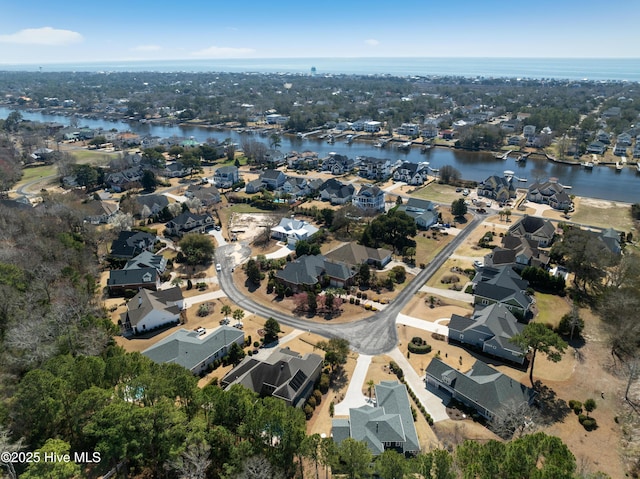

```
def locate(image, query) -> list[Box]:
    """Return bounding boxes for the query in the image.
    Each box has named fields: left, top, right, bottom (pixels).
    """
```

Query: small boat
left=374, top=142, right=383, bottom=148
left=636, top=163, right=640, bottom=173
left=616, top=162, right=623, bottom=172
left=345, top=134, right=353, bottom=144
left=583, top=162, right=594, bottom=170
left=327, top=135, right=335, bottom=144
left=397, top=141, right=412, bottom=151
left=421, top=144, right=432, bottom=153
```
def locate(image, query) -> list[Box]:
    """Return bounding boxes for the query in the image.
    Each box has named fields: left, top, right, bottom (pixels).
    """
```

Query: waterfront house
left=352, top=185, right=386, bottom=212
left=119, top=286, right=184, bottom=335
left=507, top=136, right=523, bottom=146
left=392, top=161, right=429, bottom=185
left=613, top=143, right=628, bottom=157
left=526, top=181, right=572, bottom=211
left=477, top=175, right=516, bottom=202
left=448, top=303, right=526, bottom=365
left=364, top=121, right=383, bottom=133
left=586, top=141, right=606, bottom=155
left=397, top=123, right=420, bottom=136
left=221, top=347, right=323, bottom=407
left=143, top=327, right=244, bottom=374
left=617, top=132, right=633, bottom=146
left=633, top=143, right=640, bottom=159
left=321, top=153, right=358, bottom=175
left=523, top=125, right=536, bottom=139
left=358, top=157, right=392, bottom=180
left=332, top=381, right=420, bottom=456
left=426, top=358, right=536, bottom=421
left=596, top=130, right=612, bottom=143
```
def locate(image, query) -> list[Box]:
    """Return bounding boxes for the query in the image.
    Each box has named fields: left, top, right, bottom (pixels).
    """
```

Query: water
left=2, top=107, right=639, bottom=203
left=2, top=57, right=640, bottom=82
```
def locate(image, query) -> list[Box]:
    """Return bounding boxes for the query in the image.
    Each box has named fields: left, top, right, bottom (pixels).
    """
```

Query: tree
left=141, top=169, right=157, bottom=191
left=584, top=398, right=597, bottom=416
left=245, top=258, right=262, bottom=285
left=264, top=317, right=281, bottom=344
left=269, top=133, right=282, bottom=150
left=317, top=337, right=350, bottom=371
left=511, top=322, right=568, bottom=388
left=360, top=209, right=416, bottom=254
left=376, top=449, right=406, bottom=479
left=227, top=341, right=245, bottom=365
left=20, top=438, right=82, bottom=479
left=411, top=450, right=455, bottom=479
left=301, top=433, right=322, bottom=479
left=366, top=379, right=375, bottom=399
left=438, top=165, right=461, bottom=184
left=558, top=303, right=584, bottom=340
left=73, top=164, right=99, bottom=188
left=221, top=304, right=232, bottom=321
left=337, top=438, right=372, bottom=479
left=307, top=291, right=318, bottom=314
left=451, top=198, right=467, bottom=218
left=357, top=262, right=371, bottom=286
left=3, top=111, right=22, bottom=132
left=0, top=426, right=23, bottom=479
left=504, top=208, right=512, bottom=222
left=491, top=398, right=540, bottom=440
left=167, top=441, right=211, bottom=479
left=232, top=309, right=245, bottom=323
left=179, top=234, right=214, bottom=265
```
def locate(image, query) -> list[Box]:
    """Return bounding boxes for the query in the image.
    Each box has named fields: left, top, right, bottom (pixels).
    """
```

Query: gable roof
left=110, top=230, right=157, bottom=258
left=143, top=326, right=244, bottom=372
left=275, top=254, right=355, bottom=286
left=325, top=242, right=392, bottom=267
left=426, top=358, right=536, bottom=417
left=107, top=266, right=158, bottom=288
left=508, top=216, right=555, bottom=240
left=124, top=250, right=167, bottom=272
left=120, top=286, right=183, bottom=328
left=472, top=266, right=532, bottom=311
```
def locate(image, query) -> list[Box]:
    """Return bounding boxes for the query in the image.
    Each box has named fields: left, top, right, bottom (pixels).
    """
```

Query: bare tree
left=236, top=455, right=283, bottom=479
left=491, top=399, right=540, bottom=440
left=166, top=442, right=211, bottom=479
left=109, top=212, right=134, bottom=232
left=0, top=426, right=23, bottom=479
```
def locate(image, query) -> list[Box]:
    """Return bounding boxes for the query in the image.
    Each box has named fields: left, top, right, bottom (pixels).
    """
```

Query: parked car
left=195, top=327, right=206, bottom=336
left=216, top=263, right=222, bottom=272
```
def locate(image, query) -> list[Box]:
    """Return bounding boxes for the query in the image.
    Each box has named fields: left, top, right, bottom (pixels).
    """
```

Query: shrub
left=389, top=361, right=404, bottom=379
left=307, top=396, right=317, bottom=408
left=304, top=405, right=314, bottom=420
left=408, top=341, right=432, bottom=354
left=349, top=297, right=355, bottom=304
left=319, top=374, right=330, bottom=393
left=253, top=341, right=260, bottom=348
left=329, top=401, right=335, bottom=417
left=313, top=389, right=322, bottom=405
left=581, top=418, right=597, bottom=431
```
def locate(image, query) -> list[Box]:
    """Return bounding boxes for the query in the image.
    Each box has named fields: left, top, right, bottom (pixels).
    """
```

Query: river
left=2, top=107, right=639, bottom=203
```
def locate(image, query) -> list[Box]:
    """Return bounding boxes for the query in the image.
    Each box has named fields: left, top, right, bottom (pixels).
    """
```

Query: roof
left=355, top=184, right=383, bottom=197
left=143, top=327, right=244, bottom=372
left=325, top=242, right=392, bottom=267
left=332, top=381, right=419, bottom=455
left=124, top=250, right=167, bottom=272
left=121, top=286, right=183, bottom=328
left=110, top=230, right=157, bottom=258
left=426, top=358, right=536, bottom=417
left=260, top=169, right=284, bottom=180
left=136, top=194, right=169, bottom=210
left=214, top=165, right=237, bottom=175
left=472, top=266, right=532, bottom=310
left=508, top=216, right=555, bottom=240
left=275, top=254, right=355, bottom=286
left=271, top=217, right=319, bottom=239
left=107, top=267, right=158, bottom=288
left=221, top=347, right=323, bottom=405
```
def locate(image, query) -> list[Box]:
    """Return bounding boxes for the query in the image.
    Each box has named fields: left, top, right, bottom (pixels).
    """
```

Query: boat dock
left=496, top=150, right=513, bottom=160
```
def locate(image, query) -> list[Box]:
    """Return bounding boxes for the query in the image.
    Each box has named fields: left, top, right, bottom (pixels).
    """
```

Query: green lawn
left=411, top=182, right=462, bottom=204
left=534, top=293, right=571, bottom=328
left=20, top=164, right=57, bottom=182
left=68, top=149, right=120, bottom=165
left=228, top=204, right=270, bottom=214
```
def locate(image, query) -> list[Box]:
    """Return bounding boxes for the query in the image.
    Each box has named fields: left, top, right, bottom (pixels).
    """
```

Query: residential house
left=602, top=107, right=621, bottom=118
left=471, top=266, right=533, bottom=318
left=613, top=143, right=628, bottom=157
left=143, top=327, right=244, bottom=374
left=185, top=184, right=221, bottom=206
left=271, top=216, right=319, bottom=246
left=596, top=130, right=612, bottom=144
left=164, top=211, right=214, bottom=236
left=426, top=358, right=537, bottom=421
left=136, top=194, right=169, bottom=218
left=322, top=154, right=358, bottom=175
left=477, top=175, right=516, bottom=202
left=160, top=162, right=190, bottom=178
left=420, top=124, right=438, bottom=139
left=287, top=151, right=319, bottom=170
left=82, top=199, right=119, bottom=224
left=526, top=181, right=572, bottom=211
left=105, top=166, right=143, bottom=192
left=617, top=132, right=633, bottom=146
left=264, top=149, right=286, bottom=168
left=213, top=165, right=239, bottom=188
left=325, top=242, right=392, bottom=269
left=221, top=347, right=323, bottom=407
left=484, top=235, right=550, bottom=271
left=109, top=230, right=157, bottom=259
left=260, top=169, right=287, bottom=190
left=319, top=178, right=355, bottom=205
left=275, top=254, right=357, bottom=292
left=280, top=177, right=311, bottom=199
left=352, top=185, right=385, bottom=212
left=358, top=157, right=392, bottom=180
left=522, top=125, right=536, bottom=139
left=332, top=381, right=420, bottom=456
left=634, top=143, right=640, bottom=159
left=245, top=179, right=264, bottom=194
left=508, top=215, right=556, bottom=247
left=119, top=287, right=184, bottom=335
left=396, top=198, right=438, bottom=229
left=393, top=161, right=429, bottom=185
left=448, top=304, right=526, bottom=365
left=123, top=250, right=167, bottom=273
left=107, top=267, right=160, bottom=294
left=586, top=141, right=606, bottom=155
left=397, top=123, right=420, bottom=136
left=265, top=114, right=289, bottom=125
left=596, top=227, right=622, bottom=255
left=507, top=136, right=523, bottom=146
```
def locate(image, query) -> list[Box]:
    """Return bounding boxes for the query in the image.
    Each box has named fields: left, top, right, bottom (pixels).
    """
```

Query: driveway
left=396, top=313, right=449, bottom=337
left=419, top=285, right=474, bottom=304
left=265, top=243, right=295, bottom=259
left=334, top=355, right=373, bottom=416
left=208, top=228, right=227, bottom=247
left=183, top=289, right=227, bottom=308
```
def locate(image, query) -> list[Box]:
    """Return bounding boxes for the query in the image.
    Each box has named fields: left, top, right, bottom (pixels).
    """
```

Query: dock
left=496, top=150, right=513, bottom=160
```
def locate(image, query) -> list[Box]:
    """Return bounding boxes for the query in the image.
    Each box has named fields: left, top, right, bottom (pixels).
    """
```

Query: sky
left=0, top=0, right=639, bottom=65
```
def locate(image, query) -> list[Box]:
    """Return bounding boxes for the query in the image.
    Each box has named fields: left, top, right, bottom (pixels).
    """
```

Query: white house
left=271, top=216, right=319, bottom=246
left=120, top=287, right=184, bottom=335
left=364, top=121, right=382, bottom=133
left=352, top=185, right=385, bottom=212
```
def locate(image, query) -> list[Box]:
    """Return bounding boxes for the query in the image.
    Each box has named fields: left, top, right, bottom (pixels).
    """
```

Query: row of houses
left=477, top=174, right=573, bottom=212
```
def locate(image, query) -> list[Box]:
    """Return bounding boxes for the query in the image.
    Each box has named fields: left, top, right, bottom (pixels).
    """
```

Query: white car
left=216, top=263, right=222, bottom=272
left=195, top=327, right=206, bottom=336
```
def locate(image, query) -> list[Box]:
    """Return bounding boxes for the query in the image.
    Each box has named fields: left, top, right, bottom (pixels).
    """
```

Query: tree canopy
left=179, top=234, right=215, bottom=265
left=360, top=209, right=416, bottom=254
left=511, top=322, right=567, bottom=388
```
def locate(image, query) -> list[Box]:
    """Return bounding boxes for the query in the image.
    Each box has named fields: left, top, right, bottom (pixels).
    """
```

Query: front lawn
left=534, top=293, right=572, bottom=328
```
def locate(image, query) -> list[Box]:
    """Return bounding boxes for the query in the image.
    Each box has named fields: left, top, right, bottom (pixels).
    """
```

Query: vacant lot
left=569, top=197, right=634, bottom=231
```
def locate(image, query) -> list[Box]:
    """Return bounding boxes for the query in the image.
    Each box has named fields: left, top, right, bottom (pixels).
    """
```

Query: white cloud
left=131, top=44, right=162, bottom=52
left=365, top=39, right=380, bottom=46
left=0, top=27, right=83, bottom=45
left=190, top=45, right=255, bottom=58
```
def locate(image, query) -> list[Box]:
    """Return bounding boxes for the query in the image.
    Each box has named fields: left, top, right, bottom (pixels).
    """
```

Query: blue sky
left=1, top=0, right=638, bottom=64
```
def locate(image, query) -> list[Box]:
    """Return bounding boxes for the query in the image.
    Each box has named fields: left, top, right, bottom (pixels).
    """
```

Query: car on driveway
left=216, top=263, right=222, bottom=272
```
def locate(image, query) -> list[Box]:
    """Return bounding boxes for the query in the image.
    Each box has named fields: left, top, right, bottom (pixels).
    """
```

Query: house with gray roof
left=425, top=358, right=536, bottom=421
left=527, top=181, right=572, bottom=211
left=319, top=178, right=355, bottom=205
left=392, top=161, right=429, bottom=185
left=396, top=197, right=438, bottom=229
left=213, top=165, right=239, bottom=188
left=483, top=235, right=550, bottom=271
left=136, top=194, right=169, bottom=218
left=82, top=199, right=120, bottom=224
left=325, top=242, right=392, bottom=269
left=119, top=286, right=184, bottom=335
left=109, top=230, right=157, bottom=259
left=221, top=347, right=323, bottom=407
left=477, top=175, right=516, bottom=202
left=259, top=169, right=287, bottom=190
left=332, top=381, right=420, bottom=456
left=352, top=185, right=385, bottom=212
left=274, top=254, right=356, bottom=292
left=124, top=250, right=167, bottom=273
left=107, top=267, right=160, bottom=294
left=143, top=327, right=244, bottom=374
left=448, top=304, right=526, bottom=365
left=508, top=216, right=556, bottom=247
left=185, top=183, right=221, bottom=206
left=164, top=211, right=214, bottom=237
left=471, top=266, right=533, bottom=319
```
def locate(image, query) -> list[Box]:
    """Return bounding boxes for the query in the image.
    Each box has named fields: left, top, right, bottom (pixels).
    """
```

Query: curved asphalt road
left=216, top=214, right=483, bottom=355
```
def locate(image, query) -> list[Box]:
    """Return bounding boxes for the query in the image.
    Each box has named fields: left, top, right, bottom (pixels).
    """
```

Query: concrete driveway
left=334, top=355, right=373, bottom=416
